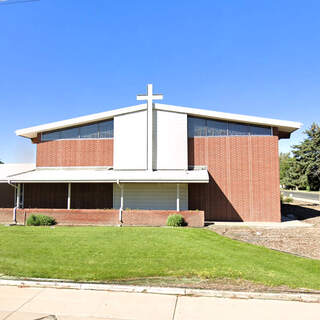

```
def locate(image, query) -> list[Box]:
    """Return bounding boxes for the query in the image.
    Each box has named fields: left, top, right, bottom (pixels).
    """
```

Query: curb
left=0, top=279, right=320, bottom=303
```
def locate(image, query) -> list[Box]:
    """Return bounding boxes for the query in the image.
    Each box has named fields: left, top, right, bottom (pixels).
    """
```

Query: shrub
left=38, top=215, right=56, bottom=226
left=283, top=197, right=294, bottom=203
left=26, top=214, right=56, bottom=226
left=166, top=214, right=185, bottom=227
left=26, top=214, right=40, bottom=226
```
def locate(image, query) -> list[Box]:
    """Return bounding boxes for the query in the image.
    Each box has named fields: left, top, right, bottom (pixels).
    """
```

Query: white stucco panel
left=155, top=110, right=188, bottom=170
left=114, top=110, right=147, bottom=170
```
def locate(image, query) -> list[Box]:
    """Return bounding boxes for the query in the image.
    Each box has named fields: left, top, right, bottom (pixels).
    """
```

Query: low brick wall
left=0, top=208, right=204, bottom=227
left=123, top=209, right=204, bottom=227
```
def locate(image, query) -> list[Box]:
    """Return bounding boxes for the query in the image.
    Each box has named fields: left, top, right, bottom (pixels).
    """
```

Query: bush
left=283, top=197, right=294, bottom=203
left=26, top=214, right=40, bottom=226
left=166, top=214, right=185, bottom=227
left=26, top=214, right=56, bottom=226
left=38, top=214, right=56, bottom=226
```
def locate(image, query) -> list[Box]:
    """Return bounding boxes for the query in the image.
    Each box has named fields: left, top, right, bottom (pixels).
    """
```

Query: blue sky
left=0, top=0, right=319, bottom=163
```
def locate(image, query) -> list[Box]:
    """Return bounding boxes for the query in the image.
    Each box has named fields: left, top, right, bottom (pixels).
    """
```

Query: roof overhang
left=0, top=163, right=36, bottom=183
left=15, top=102, right=302, bottom=139
left=155, top=104, right=302, bottom=134
left=15, top=104, right=147, bottom=139
left=7, top=168, right=209, bottom=184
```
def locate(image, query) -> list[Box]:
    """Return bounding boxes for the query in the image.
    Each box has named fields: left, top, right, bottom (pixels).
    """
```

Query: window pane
left=80, top=124, right=99, bottom=138
left=228, top=123, right=250, bottom=136
left=42, top=131, right=60, bottom=141
left=60, top=127, right=79, bottom=139
left=250, top=125, right=271, bottom=136
left=207, top=119, right=228, bottom=136
left=99, top=120, right=113, bottom=138
left=188, top=117, right=207, bottom=137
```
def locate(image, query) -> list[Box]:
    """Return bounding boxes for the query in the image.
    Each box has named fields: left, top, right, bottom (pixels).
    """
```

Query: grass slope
left=0, top=226, right=319, bottom=289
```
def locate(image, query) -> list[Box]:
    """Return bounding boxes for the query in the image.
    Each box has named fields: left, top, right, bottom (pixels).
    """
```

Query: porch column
left=67, top=183, right=71, bottom=210
left=120, top=185, right=124, bottom=211
left=118, top=183, right=124, bottom=224
left=176, top=183, right=180, bottom=212
left=16, top=183, right=21, bottom=209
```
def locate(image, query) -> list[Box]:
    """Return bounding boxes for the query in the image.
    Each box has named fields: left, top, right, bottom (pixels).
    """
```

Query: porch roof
left=0, top=163, right=35, bottom=182
left=7, top=167, right=209, bottom=184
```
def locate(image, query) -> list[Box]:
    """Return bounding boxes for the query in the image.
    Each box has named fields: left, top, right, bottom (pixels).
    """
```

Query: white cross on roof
left=136, top=84, right=163, bottom=104
left=136, top=84, right=163, bottom=171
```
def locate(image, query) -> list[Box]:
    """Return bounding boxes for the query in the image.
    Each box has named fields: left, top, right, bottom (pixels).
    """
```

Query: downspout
left=117, top=179, right=124, bottom=226
left=7, top=179, right=18, bottom=224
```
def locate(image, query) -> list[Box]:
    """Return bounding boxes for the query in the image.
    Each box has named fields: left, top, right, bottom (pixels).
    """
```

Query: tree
left=292, top=123, right=320, bottom=191
left=0, top=160, right=3, bottom=164
left=280, top=153, right=293, bottom=188
left=279, top=153, right=302, bottom=189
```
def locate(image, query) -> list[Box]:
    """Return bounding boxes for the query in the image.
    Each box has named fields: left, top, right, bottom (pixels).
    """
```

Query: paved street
left=0, top=285, right=319, bottom=320
left=282, top=190, right=320, bottom=203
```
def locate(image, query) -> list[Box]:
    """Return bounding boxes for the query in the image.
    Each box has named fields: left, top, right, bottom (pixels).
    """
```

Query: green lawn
left=0, top=226, right=319, bottom=290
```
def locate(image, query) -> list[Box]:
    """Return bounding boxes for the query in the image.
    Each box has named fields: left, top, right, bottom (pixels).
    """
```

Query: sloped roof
left=8, top=167, right=209, bottom=184
left=0, top=163, right=35, bottom=182
left=15, top=103, right=302, bottom=139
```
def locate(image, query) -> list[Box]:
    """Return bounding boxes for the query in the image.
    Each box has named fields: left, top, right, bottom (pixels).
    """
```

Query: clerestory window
left=42, top=119, right=114, bottom=141
left=188, top=117, right=272, bottom=137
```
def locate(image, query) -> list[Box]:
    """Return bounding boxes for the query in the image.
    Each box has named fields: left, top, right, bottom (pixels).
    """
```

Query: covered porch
left=5, top=168, right=208, bottom=226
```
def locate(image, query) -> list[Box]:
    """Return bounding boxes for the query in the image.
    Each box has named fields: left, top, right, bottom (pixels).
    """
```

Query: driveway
left=0, top=285, right=320, bottom=320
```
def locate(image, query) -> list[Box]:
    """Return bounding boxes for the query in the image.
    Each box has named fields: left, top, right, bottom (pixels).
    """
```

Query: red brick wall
left=188, top=136, right=280, bottom=222
left=36, top=139, right=113, bottom=167
left=0, top=209, right=204, bottom=227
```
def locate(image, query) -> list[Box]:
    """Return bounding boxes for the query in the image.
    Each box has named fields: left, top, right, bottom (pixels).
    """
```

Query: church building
left=0, top=84, right=301, bottom=226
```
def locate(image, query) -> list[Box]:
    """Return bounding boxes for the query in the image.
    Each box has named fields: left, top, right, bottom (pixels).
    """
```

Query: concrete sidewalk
left=1, top=285, right=320, bottom=320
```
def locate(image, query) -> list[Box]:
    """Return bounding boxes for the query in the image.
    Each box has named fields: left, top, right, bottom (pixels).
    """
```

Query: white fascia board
left=8, top=179, right=208, bottom=183
left=155, top=103, right=302, bottom=133
left=8, top=169, right=209, bottom=184
left=15, top=101, right=302, bottom=139
left=15, top=104, right=147, bottom=138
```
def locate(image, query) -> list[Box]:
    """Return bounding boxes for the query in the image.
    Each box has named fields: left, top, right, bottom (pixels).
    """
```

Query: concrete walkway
left=209, top=220, right=312, bottom=228
left=0, top=285, right=320, bottom=320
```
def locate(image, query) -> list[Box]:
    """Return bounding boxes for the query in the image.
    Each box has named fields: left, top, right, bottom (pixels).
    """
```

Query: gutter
left=7, top=179, right=18, bottom=189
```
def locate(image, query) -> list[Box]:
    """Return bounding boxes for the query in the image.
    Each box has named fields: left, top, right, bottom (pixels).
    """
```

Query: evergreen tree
left=280, top=153, right=293, bottom=188
left=292, top=123, right=320, bottom=191
left=279, top=152, right=302, bottom=189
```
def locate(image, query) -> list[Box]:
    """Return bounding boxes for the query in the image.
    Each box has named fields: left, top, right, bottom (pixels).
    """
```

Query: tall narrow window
left=80, top=124, right=99, bottom=138
left=188, top=117, right=207, bottom=137
left=228, top=123, right=250, bottom=136
left=250, top=125, right=272, bottom=136
left=42, top=131, right=60, bottom=141
left=207, top=119, right=228, bottom=136
left=99, top=120, right=113, bottom=138
left=60, top=127, right=79, bottom=139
